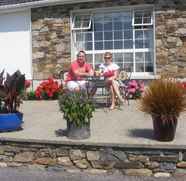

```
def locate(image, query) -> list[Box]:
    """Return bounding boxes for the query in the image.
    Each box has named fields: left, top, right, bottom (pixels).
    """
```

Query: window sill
left=130, top=74, right=158, bottom=80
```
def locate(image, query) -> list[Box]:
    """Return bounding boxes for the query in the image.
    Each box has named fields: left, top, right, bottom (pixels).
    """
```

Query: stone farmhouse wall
left=32, top=0, right=186, bottom=79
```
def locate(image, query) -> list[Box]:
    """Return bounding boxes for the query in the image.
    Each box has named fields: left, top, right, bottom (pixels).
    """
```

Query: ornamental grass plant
left=139, top=78, right=186, bottom=123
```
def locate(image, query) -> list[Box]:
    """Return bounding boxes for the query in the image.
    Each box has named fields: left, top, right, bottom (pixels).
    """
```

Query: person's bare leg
left=111, top=80, right=124, bottom=103
left=106, top=79, right=115, bottom=110
left=109, top=85, right=116, bottom=110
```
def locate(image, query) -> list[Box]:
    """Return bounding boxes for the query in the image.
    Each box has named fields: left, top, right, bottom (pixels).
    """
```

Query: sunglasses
left=104, top=56, right=112, bottom=59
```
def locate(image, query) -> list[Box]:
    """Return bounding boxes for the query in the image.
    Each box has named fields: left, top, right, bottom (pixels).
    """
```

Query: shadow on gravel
left=128, top=128, right=154, bottom=140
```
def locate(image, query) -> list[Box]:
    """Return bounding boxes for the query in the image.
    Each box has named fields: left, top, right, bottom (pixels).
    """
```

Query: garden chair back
left=117, top=69, right=132, bottom=105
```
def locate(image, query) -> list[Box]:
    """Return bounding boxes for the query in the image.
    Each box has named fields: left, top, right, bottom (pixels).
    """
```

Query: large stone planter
left=66, top=120, right=90, bottom=140
left=152, top=115, right=177, bottom=141
left=0, top=112, right=23, bottom=132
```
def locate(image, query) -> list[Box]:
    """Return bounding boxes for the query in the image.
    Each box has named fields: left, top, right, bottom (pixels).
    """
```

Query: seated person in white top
left=99, top=52, right=124, bottom=110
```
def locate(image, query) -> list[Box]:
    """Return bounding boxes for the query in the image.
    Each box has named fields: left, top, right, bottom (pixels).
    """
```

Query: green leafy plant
left=0, top=70, right=25, bottom=113
left=138, top=78, right=186, bottom=123
left=26, top=90, right=36, bottom=100
left=58, top=91, right=95, bottom=127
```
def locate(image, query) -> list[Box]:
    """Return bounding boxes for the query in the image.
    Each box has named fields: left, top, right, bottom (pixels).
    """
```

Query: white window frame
left=132, top=10, right=153, bottom=26
left=70, top=5, right=155, bottom=78
left=72, top=14, right=92, bottom=30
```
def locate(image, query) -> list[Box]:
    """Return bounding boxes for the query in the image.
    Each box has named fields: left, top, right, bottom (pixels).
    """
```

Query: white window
left=71, top=7, right=154, bottom=76
left=72, top=14, right=92, bottom=30
left=133, top=10, right=153, bottom=26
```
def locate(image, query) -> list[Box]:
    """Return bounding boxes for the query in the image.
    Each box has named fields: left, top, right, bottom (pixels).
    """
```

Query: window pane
left=135, top=40, right=143, bottom=48
left=123, top=12, right=132, bottom=21
left=145, top=52, right=152, bottom=62
left=82, top=20, right=90, bottom=27
left=95, top=41, right=103, bottom=50
left=124, top=30, right=133, bottom=39
left=86, top=54, right=93, bottom=65
left=143, top=17, right=151, bottom=24
left=95, top=32, right=103, bottom=41
left=76, top=41, right=84, bottom=50
left=94, top=23, right=103, bottom=31
left=144, top=40, right=151, bottom=48
left=135, top=52, right=144, bottom=62
left=114, top=21, right=123, bottom=30
left=124, top=63, right=133, bottom=72
left=85, top=42, right=92, bottom=50
left=123, top=21, right=132, bottom=29
left=114, top=41, right=123, bottom=49
left=95, top=54, right=103, bottom=65
left=104, top=14, right=112, bottom=22
left=116, top=63, right=123, bottom=69
left=134, top=12, right=143, bottom=24
left=113, top=53, right=123, bottom=63
left=145, top=63, right=153, bottom=72
left=76, top=33, right=83, bottom=41
left=114, top=31, right=123, bottom=40
left=124, top=40, right=133, bottom=49
left=144, top=30, right=153, bottom=40
left=143, top=11, right=152, bottom=24
left=74, top=15, right=91, bottom=29
left=112, top=12, right=123, bottom=21
left=135, top=30, right=143, bottom=40
left=74, top=20, right=81, bottom=28
left=104, top=32, right=113, bottom=40
left=136, top=63, right=144, bottom=72
left=94, top=15, right=103, bottom=22
left=104, top=41, right=113, bottom=49
left=104, top=22, right=112, bottom=31
left=85, top=33, right=92, bottom=41
left=124, top=53, right=133, bottom=62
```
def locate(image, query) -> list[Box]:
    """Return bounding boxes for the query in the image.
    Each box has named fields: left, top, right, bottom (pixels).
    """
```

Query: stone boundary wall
left=0, top=141, right=186, bottom=177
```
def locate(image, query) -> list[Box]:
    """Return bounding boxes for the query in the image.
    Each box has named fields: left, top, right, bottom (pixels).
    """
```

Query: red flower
left=34, top=77, right=61, bottom=100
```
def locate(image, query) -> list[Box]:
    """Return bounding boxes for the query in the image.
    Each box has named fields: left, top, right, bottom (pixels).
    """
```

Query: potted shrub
left=58, top=91, right=95, bottom=139
left=139, top=78, right=186, bottom=141
left=0, top=70, right=25, bottom=131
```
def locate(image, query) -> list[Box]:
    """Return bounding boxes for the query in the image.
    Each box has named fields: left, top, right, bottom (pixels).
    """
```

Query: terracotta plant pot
left=152, top=115, right=177, bottom=141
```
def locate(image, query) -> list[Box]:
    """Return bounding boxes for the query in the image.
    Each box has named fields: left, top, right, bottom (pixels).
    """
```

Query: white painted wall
left=0, top=10, right=32, bottom=79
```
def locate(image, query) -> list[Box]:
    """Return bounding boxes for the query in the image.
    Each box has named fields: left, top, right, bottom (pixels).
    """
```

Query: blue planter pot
left=0, top=112, right=23, bottom=132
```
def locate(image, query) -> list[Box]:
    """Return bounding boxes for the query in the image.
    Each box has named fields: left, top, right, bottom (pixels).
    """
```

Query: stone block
left=123, top=169, right=152, bottom=176
left=34, top=158, right=57, bottom=165
left=73, top=159, right=90, bottom=169
left=57, top=157, right=73, bottom=166
left=114, top=161, right=144, bottom=169
left=14, top=152, right=35, bottom=163
left=128, top=155, right=149, bottom=163
left=86, top=151, right=100, bottom=161
left=150, top=155, right=179, bottom=162
left=69, top=150, right=85, bottom=161
left=90, top=160, right=115, bottom=170
left=154, top=172, right=171, bottom=177
left=177, top=162, right=186, bottom=168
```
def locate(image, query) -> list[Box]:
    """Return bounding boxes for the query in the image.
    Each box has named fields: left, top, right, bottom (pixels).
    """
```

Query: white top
left=99, top=63, right=120, bottom=73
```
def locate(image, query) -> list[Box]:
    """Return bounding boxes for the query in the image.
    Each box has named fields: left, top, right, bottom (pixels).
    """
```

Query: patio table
left=85, top=76, right=106, bottom=98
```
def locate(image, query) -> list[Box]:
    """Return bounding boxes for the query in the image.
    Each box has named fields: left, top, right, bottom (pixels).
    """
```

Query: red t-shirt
left=66, top=60, right=92, bottom=81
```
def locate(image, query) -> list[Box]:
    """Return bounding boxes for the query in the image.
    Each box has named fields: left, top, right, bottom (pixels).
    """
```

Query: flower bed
left=25, top=78, right=62, bottom=100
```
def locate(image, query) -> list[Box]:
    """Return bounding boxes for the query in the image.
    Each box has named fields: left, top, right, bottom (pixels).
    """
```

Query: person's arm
left=72, top=63, right=93, bottom=77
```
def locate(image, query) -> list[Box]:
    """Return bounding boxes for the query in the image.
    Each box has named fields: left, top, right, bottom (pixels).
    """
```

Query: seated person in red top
left=99, top=52, right=124, bottom=110
left=66, top=50, right=95, bottom=93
